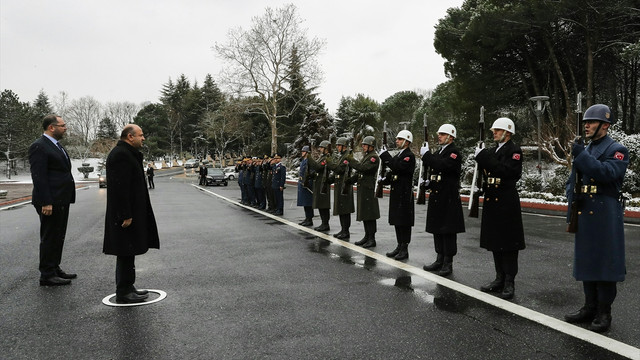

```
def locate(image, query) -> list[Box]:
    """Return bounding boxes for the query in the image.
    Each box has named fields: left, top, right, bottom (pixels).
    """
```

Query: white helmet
left=490, top=117, right=516, bottom=135
left=437, top=124, right=457, bottom=138
left=396, top=130, right=413, bottom=143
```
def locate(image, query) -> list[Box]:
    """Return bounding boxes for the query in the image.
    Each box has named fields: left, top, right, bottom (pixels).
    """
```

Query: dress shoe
left=480, top=274, right=505, bottom=293
left=314, top=224, right=330, bottom=232
left=499, top=279, right=515, bottom=299
left=334, top=231, right=350, bottom=240
left=133, top=287, right=149, bottom=296
left=436, top=258, right=453, bottom=276
left=362, top=239, right=376, bottom=248
left=56, top=270, right=77, bottom=279
left=116, top=292, right=149, bottom=303
left=355, top=236, right=368, bottom=246
left=274, top=211, right=283, bottom=216
left=394, top=245, right=409, bottom=261
left=588, top=311, right=612, bottom=333
left=423, top=254, right=444, bottom=272
left=40, top=276, right=71, bottom=286
left=564, top=306, right=597, bottom=324
left=386, top=245, right=401, bottom=258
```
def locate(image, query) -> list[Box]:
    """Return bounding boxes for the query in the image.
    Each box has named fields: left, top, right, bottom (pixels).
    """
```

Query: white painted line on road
left=194, top=184, right=640, bottom=360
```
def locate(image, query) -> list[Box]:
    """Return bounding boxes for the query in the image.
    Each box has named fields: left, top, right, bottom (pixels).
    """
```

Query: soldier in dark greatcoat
left=420, top=124, right=465, bottom=276
left=563, top=104, right=629, bottom=333
left=347, top=136, right=380, bottom=248
left=379, top=130, right=416, bottom=260
left=307, top=140, right=333, bottom=232
left=328, top=137, right=355, bottom=240
left=297, top=146, right=314, bottom=226
left=474, top=117, right=525, bottom=300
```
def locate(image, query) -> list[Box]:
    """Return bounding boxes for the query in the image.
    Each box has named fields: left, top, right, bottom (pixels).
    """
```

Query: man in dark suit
left=271, top=154, right=286, bottom=215
left=103, top=124, right=160, bottom=303
left=29, top=114, right=77, bottom=286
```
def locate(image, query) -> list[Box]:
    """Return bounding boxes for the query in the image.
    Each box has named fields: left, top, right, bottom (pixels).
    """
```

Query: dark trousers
left=273, top=187, right=284, bottom=212
left=240, top=183, right=247, bottom=203
left=35, top=204, right=70, bottom=279
left=363, top=220, right=377, bottom=237
left=147, top=176, right=154, bottom=189
left=394, top=226, right=412, bottom=244
left=116, top=256, right=136, bottom=295
left=339, top=214, right=351, bottom=231
left=247, top=185, right=256, bottom=204
left=318, top=208, right=330, bottom=225
left=255, top=187, right=265, bottom=208
left=492, top=250, right=519, bottom=277
left=583, top=281, right=617, bottom=306
left=433, top=233, right=458, bottom=257
left=304, top=206, right=314, bottom=219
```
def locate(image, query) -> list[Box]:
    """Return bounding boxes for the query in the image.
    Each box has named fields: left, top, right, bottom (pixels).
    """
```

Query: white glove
left=378, top=147, right=388, bottom=156
left=420, top=142, right=429, bottom=156
left=474, top=143, right=485, bottom=157
left=377, top=176, right=384, bottom=182
left=423, top=179, right=430, bottom=187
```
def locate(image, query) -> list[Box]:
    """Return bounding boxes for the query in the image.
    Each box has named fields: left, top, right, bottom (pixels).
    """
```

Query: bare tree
left=104, top=101, right=140, bottom=131
left=214, top=3, right=325, bottom=154
left=65, top=96, right=102, bottom=159
left=202, top=99, right=246, bottom=162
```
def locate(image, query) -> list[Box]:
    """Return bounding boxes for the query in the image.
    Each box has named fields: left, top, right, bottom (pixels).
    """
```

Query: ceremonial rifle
left=468, top=106, right=485, bottom=218
left=567, top=92, right=583, bottom=233
left=341, top=135, right=355, bottom=195
left=375, top=121, right=388, bottom=198
left=417, top=113, right=429, bottom=205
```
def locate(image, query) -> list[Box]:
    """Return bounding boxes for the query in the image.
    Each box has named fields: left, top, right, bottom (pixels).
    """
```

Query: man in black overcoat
left=29, top=114, right=77, bottom=286
left=379, top=130, right=416, bottom=260
left=420, top=124, right=465, bottom=276
left=103, top=124, right=160, bottom=303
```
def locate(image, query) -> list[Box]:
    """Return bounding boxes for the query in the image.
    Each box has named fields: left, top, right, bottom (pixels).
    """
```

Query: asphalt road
left=1, top=176, right=638, bottom=359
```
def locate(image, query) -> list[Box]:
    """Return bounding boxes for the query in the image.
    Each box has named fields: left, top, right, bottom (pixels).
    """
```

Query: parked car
left=223, top=166, right=238, bottom=180
left=98, top=170, right=107, bottom=188
left=206, top=168, right=228, bottom=186
left=184, top=159, right=199, bottom=168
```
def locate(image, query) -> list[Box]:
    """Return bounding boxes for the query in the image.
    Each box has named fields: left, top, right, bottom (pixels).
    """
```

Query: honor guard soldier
left=379, top=130, right=416, bottom=260
left=264, top=156, right=276, bottom=212
left=271, top=154, right=286, bottom=215
left=254, top=158, right=266, bottom=209
left=328, top=137, right=355, bottom=240
left=307, top=140, right=333, bottom=231
left=474, top=117, right=525, bottom=300
left=420, top=124, right=465, bottom=276
left=297, top=146, right=315, bottom=226
left=347, top=136, right=380, bottom=248
left=564, top=104, right=629, bottom=333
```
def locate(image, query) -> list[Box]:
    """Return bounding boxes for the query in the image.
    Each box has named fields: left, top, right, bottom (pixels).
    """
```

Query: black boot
left=499, top=275, right=515, bottom=299
left=423, top=254, right=444, bottom=272
left=394, top=243, right=409, bottom=260
left=564, top=305, right=597, bottom=324
left=436, top=257, right=453, bottom=276
left=480, top=273, right=505, bottom=293
left=314, top=223, right=330, bottom=232
left=355, top=233, right=368, bottom=246
left=362, top=234, right=376, bottom=248
left=588, top=304, right=612, bottom=333
left=386, top=244, right=401, bottom=258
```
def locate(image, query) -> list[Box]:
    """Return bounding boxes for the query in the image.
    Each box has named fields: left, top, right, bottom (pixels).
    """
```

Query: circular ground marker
left=101, top=289, right=167, bottom=307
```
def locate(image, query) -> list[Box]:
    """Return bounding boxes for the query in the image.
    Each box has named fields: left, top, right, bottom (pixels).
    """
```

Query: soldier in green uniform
left=306, top=140, right=333, bottom=232
left=328, top=137, right=355, bottom=240
left=347, top=136, right=380, bottom=248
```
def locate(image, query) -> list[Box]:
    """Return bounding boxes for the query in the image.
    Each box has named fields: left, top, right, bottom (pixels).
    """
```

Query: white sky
left=0, top=0, right=464, bottom=113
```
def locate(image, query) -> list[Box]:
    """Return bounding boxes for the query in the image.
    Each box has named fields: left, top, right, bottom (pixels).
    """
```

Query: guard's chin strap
left=496, top=131, right=507, bottom=143
left=400, top=139, right=407, bottom=148
left=586, top=121, right=604, bottom=141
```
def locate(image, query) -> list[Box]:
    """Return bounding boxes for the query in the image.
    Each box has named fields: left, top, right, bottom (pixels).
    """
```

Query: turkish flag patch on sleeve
left=343, top=160, right=348, bottom=164
left=370, top=157, right=376, bottom=163
left=614, top=152, right=624, bottom=160
left=404, top=157, right=410, bottom=162
left=450, top=153, right=458, bottom=159
left=512, top=153, right=521, bottom=161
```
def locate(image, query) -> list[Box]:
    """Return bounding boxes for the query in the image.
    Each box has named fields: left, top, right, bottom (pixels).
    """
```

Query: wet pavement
left=1, top=177, right=638, bottom=359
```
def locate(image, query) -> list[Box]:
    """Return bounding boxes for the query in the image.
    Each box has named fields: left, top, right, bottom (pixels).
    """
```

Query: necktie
left=56, top=142, right=68, bottom=159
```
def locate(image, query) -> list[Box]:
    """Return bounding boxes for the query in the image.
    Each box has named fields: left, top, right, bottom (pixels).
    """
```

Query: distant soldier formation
left=228, top=104, right=628, bottom=334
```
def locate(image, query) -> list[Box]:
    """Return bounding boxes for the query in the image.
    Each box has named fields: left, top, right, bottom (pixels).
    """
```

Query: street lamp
left=529, top=95, right=549, bottom=175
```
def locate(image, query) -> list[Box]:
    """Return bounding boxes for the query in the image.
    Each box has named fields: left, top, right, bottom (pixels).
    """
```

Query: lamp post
left=529, top=96, right=549, bottom=175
